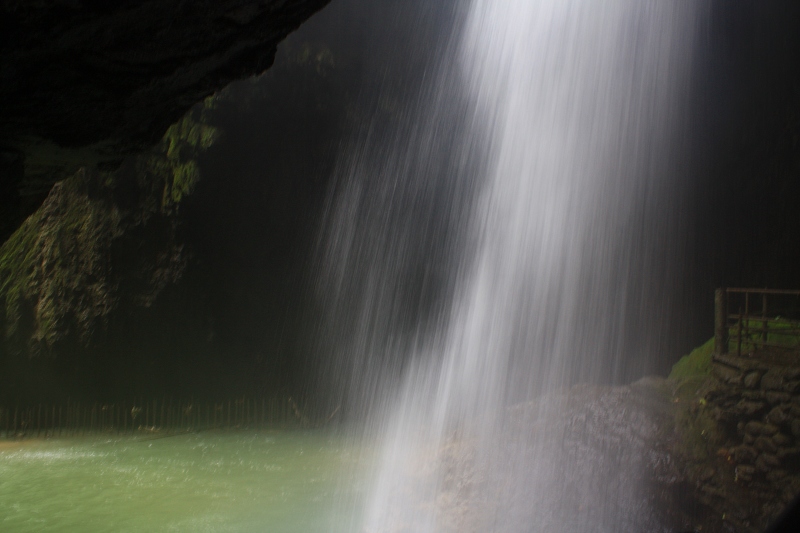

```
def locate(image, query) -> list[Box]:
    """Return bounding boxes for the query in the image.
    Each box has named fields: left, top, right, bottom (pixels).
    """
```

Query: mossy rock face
left=0, top=0, right=330, bottom=243
left=0, top=104, right=217, bottom=356
left=664, top=335, right=800, bottom=532
left=0, top=172, right=123, bottom=352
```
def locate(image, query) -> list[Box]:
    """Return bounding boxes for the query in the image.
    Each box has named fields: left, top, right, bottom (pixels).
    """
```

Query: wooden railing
left=0, top=396, right=309, bottom=440
left=714, top=288, right=800, bottom=357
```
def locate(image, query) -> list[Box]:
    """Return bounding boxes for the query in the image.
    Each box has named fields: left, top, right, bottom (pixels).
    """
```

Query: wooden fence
left=714, top=288, right=800, bottom=357
left=0, top=397, right=309, bottom=440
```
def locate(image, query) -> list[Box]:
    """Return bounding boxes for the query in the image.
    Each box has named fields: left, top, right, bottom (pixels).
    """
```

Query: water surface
left=0, top=431, right=365, bottom=533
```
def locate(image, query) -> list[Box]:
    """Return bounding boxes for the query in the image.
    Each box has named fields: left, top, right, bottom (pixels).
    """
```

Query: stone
left=777, top=447, right=800, bottom=460
left=784, top=380, right=800, bottom=393
left=754, top=436, right=778, bottom=454
left=698, top=466, right=716, bottom=482
left=791, top=419, right=800, bottom=437
left=742, top=390, right=765, bottom=401
left=766, top=469, right=788, bottom=481
left=713, top=364, right=743, bottom=386
left=755, top=453, right=781, bottom=472
left=761, top=369, right=787, bottom=391
left=733, top=445, right=759, bottom=464
left=743, top=433, right=755, bottom=445
left=765, top=391, right=791, bottom=404
left=744, top=371, right=762, bottom=389
left=766, top=406, right=788, bottom=425
left=732, top=399, right=766, bottom=417
left=735, top=464, right=755, bottom=482
left=713, top=354, right=760, bottom=372
left=762, top=423, right=780, bottom=436
left=745, top=420, right=765, bottom=435
left=773, top=433, right=792, bottom=447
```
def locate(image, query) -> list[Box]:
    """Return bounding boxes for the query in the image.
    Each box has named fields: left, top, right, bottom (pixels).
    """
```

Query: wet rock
left=732, top=445, right=759, bottom=464
left=732, top=399, right=766, bottom=417
left=744, top=371, right=762, bottom=389
left=792, top=419, right=800, bottom=436
left=742, top=390, right=765, bottom=400
left=765, top=391, right=791, bottom=404
left=735, top=464, right=756, bottom=482
left=698, top=466, right=716, bottom=482
left=762, top=423, right=780, bottom=436
left=761, top=369, right=787, bottom=391
left=743, top=433, right=755, bottom=445
left=773, top=433, right=792, bottom=447
left=745, top=420, right=764, bottom=435
left=766, top=406, right=788, bottom=426
left=784, top=380, right=800, bottom=393
left=713, top=354, right=761, bottom=372
left=745, top=420, right=778, bottom=435
left=777, top=447, right=800, bottom=460
left=755, top=453, right=781, bottom=472
left=713, top=364, right=743, bottom=386
left=767, top=469, right=788, bottom=481
left=755, top=436, right=778, bottom=454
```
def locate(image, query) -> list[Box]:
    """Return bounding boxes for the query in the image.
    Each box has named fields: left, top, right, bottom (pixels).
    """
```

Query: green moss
left=151, top=97, right=218, bottom=212
left=0, top=171, right=124, bottom=351
left=0, top=97, right=217, bottom=353
left=669, top=337, right=715, bottom=380
left=0, top=213, right=41, bottom=336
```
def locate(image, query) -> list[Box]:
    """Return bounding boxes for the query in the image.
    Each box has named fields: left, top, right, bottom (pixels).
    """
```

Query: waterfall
left=318, top=1, right=702, bottom=531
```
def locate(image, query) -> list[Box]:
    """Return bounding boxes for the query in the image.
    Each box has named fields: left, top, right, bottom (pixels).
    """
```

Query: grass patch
left=669, top=337, right=715, bottom=380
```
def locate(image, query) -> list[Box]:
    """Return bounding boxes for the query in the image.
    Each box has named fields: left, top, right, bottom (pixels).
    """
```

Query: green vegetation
left=668, top=337, right=715, bottom=381
left=145, top=97, right=219, bottom=211
left=667, top=338, right=723, bottom=465
left=0, top=97, right=219, bottom=354
left=0, top=173, right=122, bottom=351
left=724, top=317, right=800, bottom=354
left=668, top=317, right=800, bottom=382
left=0, top=213, right=42, bottom=338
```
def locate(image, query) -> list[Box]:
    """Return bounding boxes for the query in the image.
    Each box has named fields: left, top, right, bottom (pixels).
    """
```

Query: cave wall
left=0, top=0, right=330, bottom=243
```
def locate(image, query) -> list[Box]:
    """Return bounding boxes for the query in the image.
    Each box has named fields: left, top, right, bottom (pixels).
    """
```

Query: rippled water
left=0, top=431, right=366, bottom=533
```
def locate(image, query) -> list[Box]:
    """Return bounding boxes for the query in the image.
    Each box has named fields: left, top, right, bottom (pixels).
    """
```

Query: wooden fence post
left=715, top=288, right=728, bottom=356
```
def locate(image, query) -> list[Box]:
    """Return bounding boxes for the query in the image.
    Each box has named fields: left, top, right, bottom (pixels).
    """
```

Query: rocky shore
left=386, top=347, right=800, bottom=533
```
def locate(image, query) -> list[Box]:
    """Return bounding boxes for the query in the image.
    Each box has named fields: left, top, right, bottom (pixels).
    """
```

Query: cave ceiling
left=0, top=0, right=330, bottom=241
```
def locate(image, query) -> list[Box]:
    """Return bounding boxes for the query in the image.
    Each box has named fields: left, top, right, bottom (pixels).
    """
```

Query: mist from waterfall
left=316, top=1, right=702, bottom=531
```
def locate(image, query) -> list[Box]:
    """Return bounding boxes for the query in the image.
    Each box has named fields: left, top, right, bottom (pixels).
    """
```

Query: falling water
left=318, top=1, right=701, bottom=532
